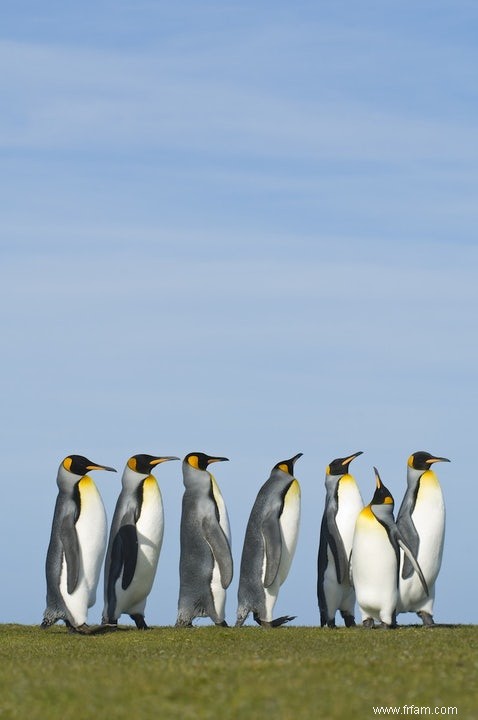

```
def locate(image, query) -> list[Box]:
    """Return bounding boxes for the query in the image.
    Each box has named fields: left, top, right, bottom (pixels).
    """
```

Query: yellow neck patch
left=78, top=475, right=94, bottom=491
left=287, top=479, right=300, bottom=498
left=361, top=505, right=375, bottom=520
left=419, top=469, right=439, bottom=489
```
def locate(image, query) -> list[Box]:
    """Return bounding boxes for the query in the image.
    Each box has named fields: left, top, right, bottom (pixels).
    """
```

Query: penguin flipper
left=396, top=494, right=420, bottom=579
left=317, top=516, right=329, bottom=624
left=397, top=537, right=429, bottom=597
left=325, top=506, right=349, bottom=584
left=118, top=523, right=138, bottom=590
left=262, top=511, right=282, bottom=588
left=60, top=515, right=80, bottom=594
left=202, top=516, right=233, bottom=589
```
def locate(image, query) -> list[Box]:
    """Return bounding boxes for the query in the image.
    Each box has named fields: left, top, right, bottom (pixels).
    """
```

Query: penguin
left=317, top=451, right=364, bottom=628
left=102, top=453, right=179, bottom=630
left=42, top=455, right=116, bottom=633
left=176, top=452, right=233, bottom=627
left=236, top=453, right=302, bottom=628
left=351, top=467, right=428, bottom=628
left=396, top=451, right=450, bottom=626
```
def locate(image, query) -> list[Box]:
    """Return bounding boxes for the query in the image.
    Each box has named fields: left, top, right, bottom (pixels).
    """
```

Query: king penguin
left=351, top=467, right=428, bottom=628
left=396, top=450, right=450, bottom=626
left=236, top=453, right=302, bottom=628
left=176, top=452, right=233, bottom=627
left=317, top=451, right=364, bottom=628
left=102, top=453, right=179, bottom=629
left=42, top=455, right=116, bottom=633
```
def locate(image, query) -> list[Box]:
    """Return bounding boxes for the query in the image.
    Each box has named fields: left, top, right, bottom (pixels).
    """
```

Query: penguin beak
left=426, top=456, right=451, bottom=465
left=206, top=457, right=229, bottom=465
left=86, top=464, right=117, bottom=473
left=342, top=451, right=363, bottom=466
left=149, top=456, right=180, bottom=467
left=373, top=466, right=382, bottom=488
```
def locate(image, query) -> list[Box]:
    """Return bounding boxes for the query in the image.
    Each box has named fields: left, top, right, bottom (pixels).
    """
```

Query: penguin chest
left=132, top=479, right=164, bottom=587
left=352, top=509, right=397, bottom=611
left=277, top=480, right=301, bottom=585
left=336, top=480, right=363, bottom=556
left=210, top=476, right=231, bottom=542
left=75, top=478, right=107, bottom=583
left=59, top=477, right=106, bottom=625
left=411, top=473, right=445, bottom=573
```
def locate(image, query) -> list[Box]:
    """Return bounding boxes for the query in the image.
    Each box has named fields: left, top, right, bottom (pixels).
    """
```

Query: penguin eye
left=127, top=457, right=137, bottom=472
left=63, top=457, right=73, bottom=472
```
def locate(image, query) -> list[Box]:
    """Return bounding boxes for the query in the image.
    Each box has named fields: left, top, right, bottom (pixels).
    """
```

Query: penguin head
left=369, top=467, right=394, bottom=521
left=127, top=454, right=180, bottom=475
left=57, top=455, right=116, bottom=491
left=407, top=451, right=451, bottom=471
left=183, top=453, right=229, bottom=471
left=273, top=453, right=303, bottom=476
left=61, top=455, right=117, bottom=477
left=326, top=451, right=363, bottom=477
left=182, top=453, right=229, bottom=489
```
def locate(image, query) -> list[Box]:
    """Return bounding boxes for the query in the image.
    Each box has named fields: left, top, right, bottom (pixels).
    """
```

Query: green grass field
left=1, top=624, right=476, bottom=720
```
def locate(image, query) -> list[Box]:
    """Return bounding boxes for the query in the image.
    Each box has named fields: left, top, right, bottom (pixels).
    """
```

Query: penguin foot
left=341, top=612, right=356, bottom=628
left=97, top=623, right=119, bottom=634
left=130, top=614, right=149, bottom=630
left=100, top=620, right=118, bottom=629
left=88, top=624, right=119, bottom=635
left=378, top=622, right=396, bottom=630
left=215, top=620, right=229, bottom=627
left=40, top=619, right=54, bottom=629
left=363, top=618, right=375, bottom=629
left=70, top=624, right=92, bottom=635
left=417, top=611, right=434, bottom=627
left=326, top=620, right=337, bottom=629
left=175, top=619, right=194, bottom=628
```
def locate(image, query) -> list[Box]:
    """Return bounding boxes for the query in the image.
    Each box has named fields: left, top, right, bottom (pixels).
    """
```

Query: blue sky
left=1, top=1, right=477, bottom=627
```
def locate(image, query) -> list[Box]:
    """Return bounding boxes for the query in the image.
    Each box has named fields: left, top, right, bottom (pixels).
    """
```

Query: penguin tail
left=258, top=615, right=296, bottom=628
left=235, top=606, right=250, bottom=627
left=271, top=615, right=296, bottom=627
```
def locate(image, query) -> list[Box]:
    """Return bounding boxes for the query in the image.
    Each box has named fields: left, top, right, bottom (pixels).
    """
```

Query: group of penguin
left=41, top=449, right=449, bottom=634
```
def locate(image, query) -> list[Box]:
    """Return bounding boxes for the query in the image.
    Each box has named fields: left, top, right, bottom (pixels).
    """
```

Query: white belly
left=209, top=475, right=230, bottom=620
left=262, top=481, right=301, bottom=621
left=336, top=481, right=363, bottom=556
left=116, top=479, right=164, bottom=615
left=398, top=480, right=445, bottom=612
left=323, top=480, right=363, bottom=616
left=60, top=478, right=107, bottom=625
left=210, top=559, right=226, bottom=620
left=352, top=510, right=397, bottom=624
left=278, top=480, right=301, bottom=584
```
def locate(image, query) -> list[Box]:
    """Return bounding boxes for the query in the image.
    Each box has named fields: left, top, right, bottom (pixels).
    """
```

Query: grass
left=0, top=624, right=476, bottom=720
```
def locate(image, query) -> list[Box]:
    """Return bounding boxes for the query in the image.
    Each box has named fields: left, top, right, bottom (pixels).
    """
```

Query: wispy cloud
left=1, top=26, right=477, bottom=167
